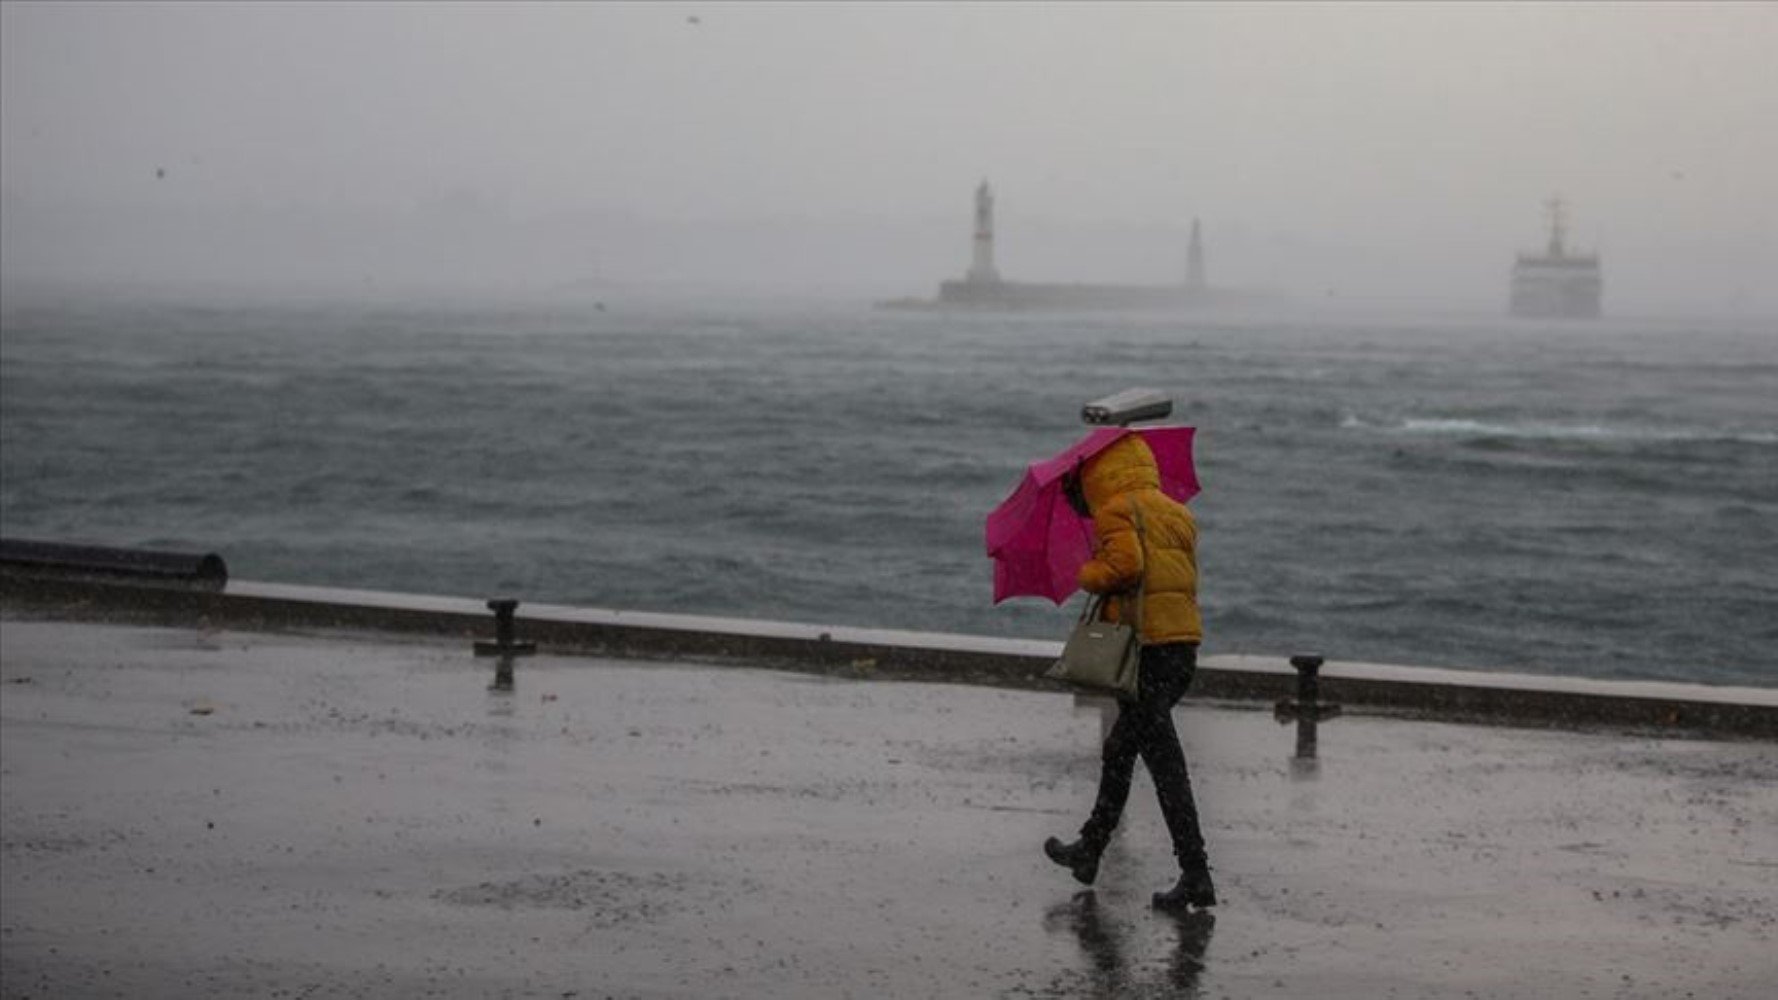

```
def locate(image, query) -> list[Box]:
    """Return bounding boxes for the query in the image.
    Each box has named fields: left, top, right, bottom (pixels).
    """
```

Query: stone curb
left=2, top=572, right=1772, bottom=740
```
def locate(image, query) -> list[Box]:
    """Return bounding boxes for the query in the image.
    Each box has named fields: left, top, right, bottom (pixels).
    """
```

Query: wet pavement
left=2, top=617, right=1775, bottom=999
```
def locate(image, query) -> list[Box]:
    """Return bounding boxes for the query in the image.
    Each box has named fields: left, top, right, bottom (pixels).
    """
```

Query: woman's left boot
left=1152, top=866, right=1216, bottom=911
left=1043, top=836, right=1101, bottom=886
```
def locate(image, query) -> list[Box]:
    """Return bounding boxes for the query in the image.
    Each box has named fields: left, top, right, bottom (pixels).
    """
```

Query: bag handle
left=1076, top=592, right=1106, bottom=625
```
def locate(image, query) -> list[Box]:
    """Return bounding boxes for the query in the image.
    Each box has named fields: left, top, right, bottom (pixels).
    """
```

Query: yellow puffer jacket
left=1075, top=434, right=1203, bottom=645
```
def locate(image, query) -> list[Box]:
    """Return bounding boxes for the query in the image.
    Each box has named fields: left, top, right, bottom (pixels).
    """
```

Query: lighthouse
left=967, top=179, right=1001, bottom=283
left=910, top=179, right=1259, bottom=311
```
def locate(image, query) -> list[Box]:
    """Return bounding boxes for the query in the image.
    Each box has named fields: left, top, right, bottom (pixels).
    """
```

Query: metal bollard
left=1274, top=653, right=1341, bottom=760
left=474, top=598, right=536, bottom=690
left=1291, top=653, right=1322, bottom=705
left=490, top=655, right=516, bottom=692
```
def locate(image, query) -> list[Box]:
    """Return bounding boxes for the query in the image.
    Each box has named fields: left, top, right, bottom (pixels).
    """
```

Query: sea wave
left=1342, top=413, right=1777, bottom=446
left=6, top=297, right=1776, bottom=687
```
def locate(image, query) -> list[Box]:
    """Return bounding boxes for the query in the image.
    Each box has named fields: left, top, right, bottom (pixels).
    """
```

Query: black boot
left=1152, top=867, right=1216, bottom=911
left=1043, top=836, right=1101, bottom=886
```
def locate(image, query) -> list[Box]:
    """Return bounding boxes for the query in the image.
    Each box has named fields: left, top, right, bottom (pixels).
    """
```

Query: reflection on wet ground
left=1040, top=890, right=1216, bottom=999
left=2, top=619, right=1775, bottom=999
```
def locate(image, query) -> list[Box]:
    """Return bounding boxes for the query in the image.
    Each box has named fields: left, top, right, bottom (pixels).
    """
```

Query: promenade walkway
left=3, top=617, right=1774, bottom=999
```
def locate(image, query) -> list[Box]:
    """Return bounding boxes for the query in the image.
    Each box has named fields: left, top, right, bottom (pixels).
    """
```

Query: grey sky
left=3, top=2, right=1774, bottom=315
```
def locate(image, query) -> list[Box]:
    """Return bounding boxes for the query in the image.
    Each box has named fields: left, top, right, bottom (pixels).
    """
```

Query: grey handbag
left=1045, top=508, right=1146, bottom=700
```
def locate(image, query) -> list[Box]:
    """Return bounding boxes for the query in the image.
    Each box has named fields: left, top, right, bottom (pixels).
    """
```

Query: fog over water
left=3, top=2, right=1776, bottom=317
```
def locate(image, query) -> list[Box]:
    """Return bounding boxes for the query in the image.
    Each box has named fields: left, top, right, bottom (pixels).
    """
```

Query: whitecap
left=1385, top=417, right=1776, bottom=446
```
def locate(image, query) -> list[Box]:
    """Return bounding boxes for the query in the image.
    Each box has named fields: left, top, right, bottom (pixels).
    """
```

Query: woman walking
left=1043, top=433, right=1216, bottom=910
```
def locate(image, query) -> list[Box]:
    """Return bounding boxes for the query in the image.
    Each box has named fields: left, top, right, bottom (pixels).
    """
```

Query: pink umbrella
left=985, top=426, right=1199, bottom=604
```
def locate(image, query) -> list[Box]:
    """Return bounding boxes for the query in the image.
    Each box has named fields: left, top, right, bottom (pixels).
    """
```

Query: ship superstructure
left=1510, top=198, right=1602, bottom=319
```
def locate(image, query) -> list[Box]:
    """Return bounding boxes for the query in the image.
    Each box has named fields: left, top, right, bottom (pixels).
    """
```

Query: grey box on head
left=1082, top=388, right=1173, bottom=427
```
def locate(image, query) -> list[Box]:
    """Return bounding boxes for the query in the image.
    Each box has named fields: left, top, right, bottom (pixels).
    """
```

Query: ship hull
left=1510, top=260, right=1602, bottom=319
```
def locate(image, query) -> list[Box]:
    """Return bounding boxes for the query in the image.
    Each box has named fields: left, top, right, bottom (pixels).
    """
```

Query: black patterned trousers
left=1077, top=642, right=1209, bottom=872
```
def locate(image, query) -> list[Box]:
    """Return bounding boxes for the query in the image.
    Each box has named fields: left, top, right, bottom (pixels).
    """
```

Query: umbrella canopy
left=984, top=425, right=1199, bottom=604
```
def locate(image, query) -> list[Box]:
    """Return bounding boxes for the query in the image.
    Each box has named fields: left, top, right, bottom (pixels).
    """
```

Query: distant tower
left=1186, top=217, right=1207, bottom=291
left=1545, top=196, right=1568, bottom=257
left=968, top=179, right=1001, bottom=283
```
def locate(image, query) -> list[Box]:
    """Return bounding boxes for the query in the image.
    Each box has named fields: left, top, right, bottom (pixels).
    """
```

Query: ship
left=880, top=180, right=1256, bottom=312
left=1509, top=197, right=1602, bottom=319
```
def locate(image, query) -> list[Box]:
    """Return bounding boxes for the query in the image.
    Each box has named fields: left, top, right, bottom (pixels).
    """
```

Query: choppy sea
left=2, top=292, right=1774, bottom=687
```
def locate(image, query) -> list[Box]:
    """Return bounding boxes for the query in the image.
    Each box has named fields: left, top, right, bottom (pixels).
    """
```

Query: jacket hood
left=1080, top=433, right=1160, bottom=511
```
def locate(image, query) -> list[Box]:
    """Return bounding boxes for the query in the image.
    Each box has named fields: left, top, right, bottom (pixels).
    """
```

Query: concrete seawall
left=2, top=572, right=1773, bottom=739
